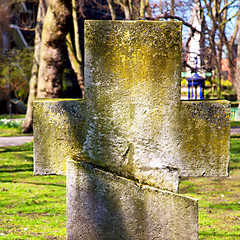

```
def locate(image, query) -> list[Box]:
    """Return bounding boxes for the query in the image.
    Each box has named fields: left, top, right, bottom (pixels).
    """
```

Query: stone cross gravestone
left=33, top=21, right=230, bottom=240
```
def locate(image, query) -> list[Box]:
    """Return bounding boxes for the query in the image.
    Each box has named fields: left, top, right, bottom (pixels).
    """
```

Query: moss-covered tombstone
left=34, top=20, right=230, bottom=240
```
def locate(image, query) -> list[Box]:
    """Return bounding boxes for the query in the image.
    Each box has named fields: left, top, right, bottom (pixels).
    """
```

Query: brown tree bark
left=69, top=0, right=84, bottom=97
left=227, top=9, right=240, bottom=90
left=107, top=0, right=117, bottom=20
left=140, top=0, right=149, bottom=19
left=236, top=1, right=240, bottom=106
left=170, top=0, right=175, bottom=16
left=36, top=0, right=71, bottom=98
left=123, top=0, right=132, bottom=20
left=66, top=33, right=84, bottom=98
left=22, top=0, right=48, bottom=133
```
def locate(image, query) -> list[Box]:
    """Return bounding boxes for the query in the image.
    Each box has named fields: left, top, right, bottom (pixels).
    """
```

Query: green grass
left=0, top=127, right=23, bottom=137
left=179, top=136, right=240, bottom=239
left=0, top=142, right=66, bottom=239
left=230, top=121, right=240, bottom=128
left=0, top=138, right=240, bottom=239
left=0, top=115, right=25, bottom=120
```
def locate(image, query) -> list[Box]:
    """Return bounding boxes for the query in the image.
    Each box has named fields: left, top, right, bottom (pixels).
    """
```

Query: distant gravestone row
left=34, top=21, right=230, bottom=239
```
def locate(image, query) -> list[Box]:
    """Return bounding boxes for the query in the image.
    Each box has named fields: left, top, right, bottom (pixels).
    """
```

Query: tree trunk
left=216, top=39, right=223, bottom=99
left=139, top=0, right=150, bottom=19
left=71, top=0, right=84, bottom=97
left=229, top=8, right=240, bottom=91
left=37, top=0, right=71, bottom=98
left=139, top=0, right=145, bottom=19
left=123, top=0, right=131, bottom=20
left=229, top=43, right=237, bottom=89
left=170, top=0, right=175, bottom=15
left=236, top=1, right=240, bottom=106
left=66, top=33, right=84, bottom=98
left=107, top=0, right=116, bottom=20
left=22, top=0, right=48, bottom=133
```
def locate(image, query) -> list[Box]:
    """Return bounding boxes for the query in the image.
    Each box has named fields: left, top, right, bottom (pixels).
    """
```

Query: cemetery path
left=0, top=136, right=33, bottom=147
left=230, top=127, right=240, bottom=135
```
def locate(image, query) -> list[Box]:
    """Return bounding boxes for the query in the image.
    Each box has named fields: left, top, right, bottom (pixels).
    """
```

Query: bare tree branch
left=219, top=0, right=236, bottom=15
left=154, top=13, right=202, bottom=34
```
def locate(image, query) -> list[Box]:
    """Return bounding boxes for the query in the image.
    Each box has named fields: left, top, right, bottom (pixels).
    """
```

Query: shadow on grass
left=200, top=232, right=240, bottom=237
left=0, top=145, right=33, bottom=153
left=209, top=202, right=240, bottom=211
left=229, top=166, right=240, bottom=170
left=0, top=167, right=33, bottom=173
left=0, top=179, right=66, bottom=187
left=230, top=135, right=240, bottom=138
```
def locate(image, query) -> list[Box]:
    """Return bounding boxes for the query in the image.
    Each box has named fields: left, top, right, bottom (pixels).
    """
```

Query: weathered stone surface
left=33, top=98, right=230, bottom=190
left=33, top=20, right=231, bottom=240
left=34, top=21, right=230, bottom=192
left=67, top=159, right=198, bottom=240
left=33, top=99, right=86, bottom=175
left=84, top=20, right=182, bottom=192
left=178, top=100, right=230, bottom=177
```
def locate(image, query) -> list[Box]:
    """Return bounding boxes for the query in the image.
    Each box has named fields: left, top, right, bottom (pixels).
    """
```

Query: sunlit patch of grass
left=230, top=137, right=240, bottom=170
left=0, top=142, right=66, bottom=239
left=179, top=137, right=240, bottom=239
left=209, top=202, right=240, bottom=211
left=0, top=114, right=25, bottom=120
left=0, top=127, right=23, bottom=137
left=230, top=121, right=240, bottom=128
left=1, top=136, right=240, bottom=238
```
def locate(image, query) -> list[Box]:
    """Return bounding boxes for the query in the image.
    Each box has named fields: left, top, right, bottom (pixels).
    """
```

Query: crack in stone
left=70, top=158, right=142, bottom=187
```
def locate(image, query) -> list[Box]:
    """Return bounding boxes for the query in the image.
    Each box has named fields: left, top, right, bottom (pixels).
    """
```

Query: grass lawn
left=0, top=143, right=66, bottom=239
left=0, top=138, right=239, bottom=239
left=0, top=123, right=23, bottom=137
left=0, top=127, right=23, bottom=137
left=230, top=121, right=240, bottom=128
left=0, top=115, right=25, bottom=120
left=179, top=137, right=240, bottom=239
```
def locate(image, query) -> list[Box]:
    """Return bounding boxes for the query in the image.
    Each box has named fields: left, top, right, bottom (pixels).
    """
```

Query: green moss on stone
left=33, top=99, right=86, bottom=175
left=179, top=100, right=230, bottom=177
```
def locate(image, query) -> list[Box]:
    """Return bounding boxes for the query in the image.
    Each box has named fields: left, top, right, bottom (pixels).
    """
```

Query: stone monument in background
left=33, top=21, right=230, bottom=239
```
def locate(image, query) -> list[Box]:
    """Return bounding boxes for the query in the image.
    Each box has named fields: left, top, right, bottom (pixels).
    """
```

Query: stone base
left=67, top=159, right=198, bottom=240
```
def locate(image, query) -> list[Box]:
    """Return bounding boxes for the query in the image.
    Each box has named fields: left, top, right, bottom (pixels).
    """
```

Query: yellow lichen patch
left=33, top=99, right=86, bottom=175
left=178, top=100, right=230, bottom=177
